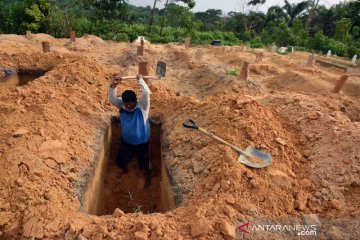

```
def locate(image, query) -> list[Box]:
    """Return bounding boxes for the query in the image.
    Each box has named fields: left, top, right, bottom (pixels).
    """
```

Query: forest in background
left=0, top=0, right=360, bottom=58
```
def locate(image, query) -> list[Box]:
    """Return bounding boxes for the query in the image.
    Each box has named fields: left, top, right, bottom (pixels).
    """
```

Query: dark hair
left=122, top=90, right=137, bottom=103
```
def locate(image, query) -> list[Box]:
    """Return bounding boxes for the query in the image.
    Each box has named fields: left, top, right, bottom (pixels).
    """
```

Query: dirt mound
left=266, top=70, right=333, bottom=93
left=81, top=34, right=107, bottom=45
left=0, top=35, right=360, bottom=240
left=31, top=33, right=58, bottom=43
left=250, top=64, right=282, bottom=76
left=0, top=34, right=28, bottom=43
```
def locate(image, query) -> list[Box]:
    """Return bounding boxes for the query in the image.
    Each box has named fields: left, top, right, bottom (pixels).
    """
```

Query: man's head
left=122, top=90, right=137, bottom=111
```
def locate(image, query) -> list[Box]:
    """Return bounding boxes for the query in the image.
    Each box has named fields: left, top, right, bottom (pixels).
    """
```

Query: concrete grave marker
left=333, top=75, right=349, bottom=93
left=327, top=50, right=331, bottom=57
left=42, top=42, right=50, bottom=53
left=139, top=62, right=150, bottom=84
left=352, top=55, right=357, bottom=65
left=26, top=31, right=31, bottom=40
left=278, top=47, right=287, bottom=53
left=239, top=61, right=249, bottom=81
left=139, top=62, right=150, bottom=76
left=306, top=51, right=315, bottom=67
left=70, top=31, right=76, bottom=42
left=137, top=46, right=144, bottom=56
left=185, top=37, right=191, bottom=49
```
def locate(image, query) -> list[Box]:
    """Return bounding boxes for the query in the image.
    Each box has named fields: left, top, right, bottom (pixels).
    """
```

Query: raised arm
left=137, top=75, right=151, bottom=112
left=108, top=76, right=123, bottom=109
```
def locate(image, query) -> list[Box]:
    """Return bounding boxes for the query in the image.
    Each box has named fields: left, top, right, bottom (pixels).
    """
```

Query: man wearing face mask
left=108, top=74, right=151, bottom=189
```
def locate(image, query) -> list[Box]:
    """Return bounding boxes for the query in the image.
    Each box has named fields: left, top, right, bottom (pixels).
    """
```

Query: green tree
left=24, top=0, right=52, bottom=32
left=194, top=9, right=223, bottom=31
left=282, top=0, right=309, bottom=26
left=248, top=0, right=266, bottom=5
left=266, top=6, right=286, bottom=24
left=0, top=1, right=27, bottom=34
left=334, top=18, right=352, bottom=43
left=274, top=19, right=292, bottom=46
left=159, top=0, right=195, bottom=36
left=291, top=18, right=308, bottom=46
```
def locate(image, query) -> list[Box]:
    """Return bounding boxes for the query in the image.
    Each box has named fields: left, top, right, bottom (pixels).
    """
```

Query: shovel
left=183, top=119, right=272, bottom=168
left=120, top=61, right=166, bottom=80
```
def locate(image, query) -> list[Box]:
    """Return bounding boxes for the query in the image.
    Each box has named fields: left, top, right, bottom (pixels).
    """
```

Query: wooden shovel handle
left=120, top=75, right=159, bottom=80
left=198, top=127, right=249, bottom=156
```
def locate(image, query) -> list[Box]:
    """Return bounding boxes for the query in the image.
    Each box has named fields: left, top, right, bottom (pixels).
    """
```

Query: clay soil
left=0, top=34, right=360, bottom=240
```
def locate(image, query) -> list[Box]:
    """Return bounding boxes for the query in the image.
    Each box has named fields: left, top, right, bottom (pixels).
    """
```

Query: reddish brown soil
left=0, top=34, right=359, bottom=240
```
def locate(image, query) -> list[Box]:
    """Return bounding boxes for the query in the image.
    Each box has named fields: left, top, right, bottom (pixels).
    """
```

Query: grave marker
left=326, top=50, right=331, bottom=57
left=239, top=61, right=249, bottom=81
left=140, top=37, right=144, bottom=47
left=352, top=54, right=357, bottom=65
left=306, top=52, right=315, bottom=67
left=42, top=42, right=50, bottom=53
left=333, top=75, right=349, bottom=93
left=185, top=37, right=190, bottom=49
left=26, top=31, right=31, bottom=40
left=139, top=62, right=150, bottom=84
left=70, top=31, right=76, bottom=42
left=137, top=46, right=144, bottom=56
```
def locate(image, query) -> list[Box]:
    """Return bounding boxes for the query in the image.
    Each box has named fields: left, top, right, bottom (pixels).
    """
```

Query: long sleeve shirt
left=108, top=78, right=151, bottom=144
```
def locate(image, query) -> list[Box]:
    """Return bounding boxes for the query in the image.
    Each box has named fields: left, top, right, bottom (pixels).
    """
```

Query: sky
left=127, top=0, right=344, bottom=14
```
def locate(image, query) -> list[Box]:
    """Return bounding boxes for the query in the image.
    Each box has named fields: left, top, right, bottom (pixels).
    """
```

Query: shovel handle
left=183, top=118, right=251, bottom=157
left=120, top=75, right=160, bottom=80
left=182, top=119, right=198, bottom=129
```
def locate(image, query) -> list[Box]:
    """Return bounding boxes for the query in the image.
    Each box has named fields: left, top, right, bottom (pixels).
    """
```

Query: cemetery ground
left=0, top=33, right=360, bottom=239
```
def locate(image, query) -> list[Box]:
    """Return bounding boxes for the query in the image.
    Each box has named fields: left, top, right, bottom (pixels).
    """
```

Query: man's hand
left=136, top=74, right=143, bottom=81
left=111, top=74, right=122, bottom=88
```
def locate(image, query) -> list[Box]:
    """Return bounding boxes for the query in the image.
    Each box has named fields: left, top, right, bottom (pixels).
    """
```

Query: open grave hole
left=81, top=116, right=176, bottom=215
left=0, top=68, right=48, bottom=87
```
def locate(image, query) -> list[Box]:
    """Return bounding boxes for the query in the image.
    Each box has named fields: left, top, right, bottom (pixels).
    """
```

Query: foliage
left=282, top=0, right=309, bottom=26
left=1, top=0, right=360, bottom=60
left=226, top=67, right=240, bottom=76
left=291, top=18, right=308, bottom=46
left=334, top=18, right=352, bottom=43
left=250, top=38, right=263, bottom=48
left=194, top=9, right=223, bottom=31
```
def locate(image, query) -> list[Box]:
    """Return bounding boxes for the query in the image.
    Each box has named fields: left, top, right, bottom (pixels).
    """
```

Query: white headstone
left=327, top=50, right=331, bottom=57
left=291, top=47, right=294, bottom=52
left=134, top=36, right=145, bottom=44
left=278, top=47, right=287, bottom=53
left=352, top=54, right=357, bottom=65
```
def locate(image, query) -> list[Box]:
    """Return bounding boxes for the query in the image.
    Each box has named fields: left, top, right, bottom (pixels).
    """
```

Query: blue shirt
left=108, top=78, right=151, bottom=145
left=120, top=107, right=150, bottom=144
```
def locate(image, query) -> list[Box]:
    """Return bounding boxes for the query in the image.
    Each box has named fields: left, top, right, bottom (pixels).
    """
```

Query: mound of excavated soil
left=0, top=33, right=360, bottom=240
left=265, top=70, right=333, bottom=93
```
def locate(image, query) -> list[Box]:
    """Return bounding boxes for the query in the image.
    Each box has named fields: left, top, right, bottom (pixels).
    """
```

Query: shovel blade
left=156, top=61, right=166, bottom=78
left=238, top=146, right=272, bottom=168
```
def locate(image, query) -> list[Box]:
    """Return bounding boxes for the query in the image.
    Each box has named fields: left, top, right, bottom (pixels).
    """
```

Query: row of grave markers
left=28, top=29, right=359, bottom=65
left=306, top=51, right=360, bottom=93
left=30, top=29, right=357, bottom=94
left=232, top=50, right=357, bottom=95
left=25, top=31, right=76, bottom=53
